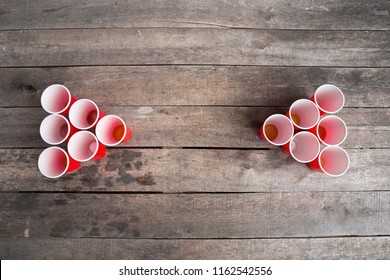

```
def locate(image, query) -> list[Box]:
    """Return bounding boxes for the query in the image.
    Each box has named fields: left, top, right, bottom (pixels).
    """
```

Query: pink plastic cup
left=41, top=84, right=77, bottom=115
left=311, top=84, right=345, bottom=115
left=40, top=114, right=78, bottom=145
left=282, top=131, right=320, bottom=163
left=68, top=131, right=106, bottom=162
left=69, top=99, right=106, bottom=130
left=287, top=99, right=320, bottom=130
left=259, top=114, right=294, bottom=146
left=307, top=146, right=350, bottom=177
left=95, top=115, right=132, bottom=146
left=309, top=115, right=347, bottom=146
left=38, top=147, right=80, bottom=178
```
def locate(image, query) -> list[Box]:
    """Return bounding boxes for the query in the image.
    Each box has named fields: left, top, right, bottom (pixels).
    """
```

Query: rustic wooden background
left=0, top=0, right=389, bottom=259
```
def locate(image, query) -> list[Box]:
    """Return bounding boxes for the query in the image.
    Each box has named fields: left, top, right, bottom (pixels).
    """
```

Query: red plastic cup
left=41, top=84, right=77, bottom=115
left=38, top=147, right=80, bottom=178
left=307, top=146, right=350, bottom=177
left=282, top=131, right=320, bottom=163
left=40, top=114, right=78, bottom=145
left=310, top=115, right=347, bottom=146
left=259, top=114, right=294, bottom=146
left=67, top=131, right=106, bottom=162
left=287, top=99, right=320, bottom=130
left=311, top=84, right=345, bottom=115
left=95, top=115, right=132, bottom=146
left=69, top=99, right=106, bottom=130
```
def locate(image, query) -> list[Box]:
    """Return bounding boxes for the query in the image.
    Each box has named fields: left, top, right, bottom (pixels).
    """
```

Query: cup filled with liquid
left=95, top=115, right=132, bottom=146
left=259, top=114, right=294, bottom=146
left=287, top=99, right=320, bottom=131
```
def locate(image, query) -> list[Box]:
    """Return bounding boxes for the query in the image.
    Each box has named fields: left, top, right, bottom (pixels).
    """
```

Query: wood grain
left=1, top=237, right=389, bottom=260
left=1, top=29, right=389, bottom=67
left=0, top=107, right=389, bottom=148
left=1, top=192, right=389, bottom=238
left=0, top=148, right=389, bottom=193
left=0, top=0, right=389, bottom=30
left=1, top=66, right=389, bottom=107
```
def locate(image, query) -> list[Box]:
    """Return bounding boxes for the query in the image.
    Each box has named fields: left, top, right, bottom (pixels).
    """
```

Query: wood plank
left=0, top=107, right=389, bottom=149
left=0, top=0, right=389, bottom=30
left=1, top=237, right=389, bottom=260
left=1, top=29, right=389, bottom=67
left=0, top=148, right=389, bottom=193
left=1, top=192, right=389, bottom=238
left=1, top=66, right=389, bottom=107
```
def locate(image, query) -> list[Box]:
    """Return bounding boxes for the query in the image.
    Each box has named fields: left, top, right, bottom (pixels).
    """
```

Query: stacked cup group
left=38, top=84, right=132, bottom=178
left=259, top=84, right=350, bottom=177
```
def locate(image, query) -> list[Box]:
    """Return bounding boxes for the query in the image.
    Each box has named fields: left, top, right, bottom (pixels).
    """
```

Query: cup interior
left=319, top=146, right=350, bottom=177
left=263, top=114, right=293, bottom=145
left=317, top=116, right=347, bottom=146
left=315, top=85, right=344, bottom=113
left=69, top=99, right=99, bottom=129
left=41, top=85, right=71, bottom=114
left=96, top=115, right=126, bottom=146
left=38, top=147, right=69, bottom=178
left=289, top=99, right=320, bottom=129
left=40, top=114, right=69, bottom=145
left=68, top=131, right=98, bottom=161
left=290, top=132, right=320, bottom=163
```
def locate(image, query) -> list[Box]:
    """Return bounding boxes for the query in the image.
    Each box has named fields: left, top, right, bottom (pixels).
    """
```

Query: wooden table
left=1, top=0, right=389, bottom=259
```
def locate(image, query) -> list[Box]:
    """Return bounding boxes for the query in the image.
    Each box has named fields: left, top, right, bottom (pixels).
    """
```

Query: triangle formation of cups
left=259, top=84, right=349, bottom=177
left=38, top=84, right=132, bottom=179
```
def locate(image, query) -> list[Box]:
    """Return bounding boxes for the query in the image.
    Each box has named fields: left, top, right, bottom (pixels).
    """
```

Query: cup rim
left=41, top=84, right=72, bottom=114
left=40, top=114, right=70, bottom=145
left=262, top=114, right=294, bottom=146
left=288, top=99, right=320, bottom=130
left=96, top=114, right=128, bottom=146
left=38, top=147, right=69, bottom=178
left=68, top=130, right=100, bottom=162
left=289, top=131, right=321, bottom=163
left=316, top=115, right=348, bottom=146
left=69, top=98, right=101, bottom=130
left=318, top=146, right=350, bottom=177
left=314, top=84, right=345, bottom=114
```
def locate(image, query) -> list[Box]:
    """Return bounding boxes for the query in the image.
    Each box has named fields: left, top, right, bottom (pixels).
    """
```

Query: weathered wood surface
left=1, top=192, right=389, bottom=238
left=1, top=66, right=389, bottom=107
left=0, top=107, right=389, bottom=149
left=1, top=0, right=389, bottom=261
left=1, top=237, right=389, bottom=260
left=0, top=148, right=389, bottom=193
left=1, top=0, right=389, bottom=30
left=1, top=29, right=389, bottom=67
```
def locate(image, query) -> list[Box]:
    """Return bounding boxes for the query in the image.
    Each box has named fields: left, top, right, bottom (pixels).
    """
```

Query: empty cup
left=38, top=147, right=80, bottom=178
left=69, top=99, right=105, bottom=130
left=95, top=115, right=132, bottom=146
left=310, top=115, right=347, bottom=146
left=259, top=114, right=294, bottom=146
left=68, top=131, right=106, bottom=162
left=41, top=84, right=77, bottom=115
left=307, top=146, right=350, bottom=177
left=40, top=114, right=78, bottom=145
left=282, top=131, right=320, bottom=163
left=311, top=84, right=345, bottom=115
